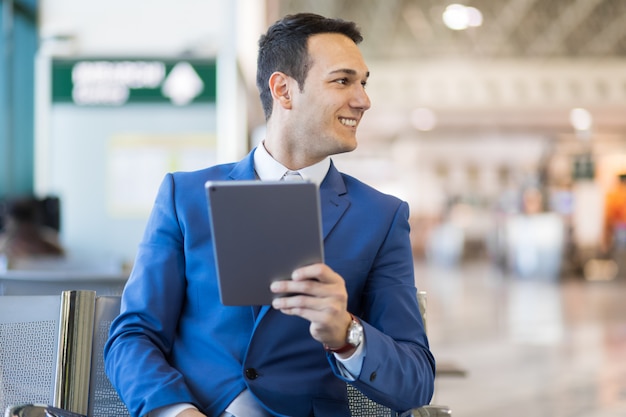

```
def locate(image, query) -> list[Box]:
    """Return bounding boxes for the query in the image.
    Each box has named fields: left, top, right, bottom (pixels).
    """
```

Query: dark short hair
left=256, top=13, right=363, bottom=120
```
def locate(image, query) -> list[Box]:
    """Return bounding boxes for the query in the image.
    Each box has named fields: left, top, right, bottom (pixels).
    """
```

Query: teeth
left=340, top=118, right=357, bottom=127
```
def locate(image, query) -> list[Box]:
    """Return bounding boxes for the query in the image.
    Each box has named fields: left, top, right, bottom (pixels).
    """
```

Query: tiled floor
left=416, top=260, right=626, bottom=417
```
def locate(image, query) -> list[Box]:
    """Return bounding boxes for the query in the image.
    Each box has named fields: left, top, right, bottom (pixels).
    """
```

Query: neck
left=263, top=137, right=320, bottom=171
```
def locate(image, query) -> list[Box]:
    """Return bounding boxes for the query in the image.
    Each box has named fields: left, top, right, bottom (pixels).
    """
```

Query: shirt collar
left=253, top=142, right=330, bottom=186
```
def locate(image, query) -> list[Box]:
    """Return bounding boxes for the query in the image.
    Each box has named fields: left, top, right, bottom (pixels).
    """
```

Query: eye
left=361, top=80, right=368, bottom=89
left=335, top=78, right=348, bottom=85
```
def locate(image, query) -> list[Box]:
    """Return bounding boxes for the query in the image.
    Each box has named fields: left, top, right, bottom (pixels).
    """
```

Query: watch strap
left=323, top=314, right=361, bottom=353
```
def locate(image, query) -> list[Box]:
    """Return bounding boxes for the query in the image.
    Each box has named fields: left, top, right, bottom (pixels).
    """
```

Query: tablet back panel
left=205, top=180, right=324, bottom=305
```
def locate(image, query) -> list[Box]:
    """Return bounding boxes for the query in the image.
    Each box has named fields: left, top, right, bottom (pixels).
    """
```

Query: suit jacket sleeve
left=326, top=200, right=435, bottom=412
left=104, top=173, right=198, bottom=417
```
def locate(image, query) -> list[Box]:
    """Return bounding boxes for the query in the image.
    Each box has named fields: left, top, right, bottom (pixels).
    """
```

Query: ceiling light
left=442, top=4, right=483, bottom=31
left=569, top=107, right=593, bottom=132
left=466, top=7, right=483, bottom=27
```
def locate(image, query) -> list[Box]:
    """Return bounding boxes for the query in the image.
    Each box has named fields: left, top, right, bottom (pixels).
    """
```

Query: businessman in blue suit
left=105, top=13, right=435, bottom=417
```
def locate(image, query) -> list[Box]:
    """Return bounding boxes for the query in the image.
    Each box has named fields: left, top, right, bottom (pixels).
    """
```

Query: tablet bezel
left=205, top=180, right=324, bottom=306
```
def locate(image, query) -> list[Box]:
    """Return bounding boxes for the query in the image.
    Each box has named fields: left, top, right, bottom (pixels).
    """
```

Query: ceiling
left=269, top=0, right=626, bottom=61
left=265, top=0, right=626, bottom=141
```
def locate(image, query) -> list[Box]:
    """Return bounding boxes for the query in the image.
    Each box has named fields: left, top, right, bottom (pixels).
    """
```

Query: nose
left=352, top=85, right=371, bottom=111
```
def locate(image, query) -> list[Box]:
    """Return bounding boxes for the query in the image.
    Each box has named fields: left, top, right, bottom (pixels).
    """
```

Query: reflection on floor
left=417, top=260, right=626, bottom=417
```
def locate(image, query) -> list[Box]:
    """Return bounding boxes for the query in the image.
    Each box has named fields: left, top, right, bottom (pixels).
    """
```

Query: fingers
left=292, top=263, right=336, bottom=283
left=270, top=285, right=340, bottom=316
left=270, top=263, right=350, bottom=347
left=270, top=264, right=344, bottom=312
left=270, top=263, right=343, bottom=303
left=176, top=408, right=206, bottom=417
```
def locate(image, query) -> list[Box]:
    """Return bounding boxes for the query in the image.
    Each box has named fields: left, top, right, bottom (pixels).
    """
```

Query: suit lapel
left=228, top=149, right=258, bottom=180
left=319, top=163, right=350, bottom=240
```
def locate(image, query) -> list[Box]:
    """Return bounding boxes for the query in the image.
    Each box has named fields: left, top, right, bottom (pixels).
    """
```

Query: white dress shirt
left=149, top=143, right=365, bottom=417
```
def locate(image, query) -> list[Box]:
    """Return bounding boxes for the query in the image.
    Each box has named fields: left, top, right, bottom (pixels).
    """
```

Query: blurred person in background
left=0, top=197, right=65, bottom=263
left=602, top=173, right=626, bottom=273
left=521, top=186, right=545, bottom=215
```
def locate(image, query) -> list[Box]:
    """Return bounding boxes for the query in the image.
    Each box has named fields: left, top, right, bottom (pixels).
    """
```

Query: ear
left=268, top=72, right=293, bottom=110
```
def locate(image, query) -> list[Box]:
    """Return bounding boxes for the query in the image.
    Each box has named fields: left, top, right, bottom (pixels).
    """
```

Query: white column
left=216, top=0, right=246, bottom=163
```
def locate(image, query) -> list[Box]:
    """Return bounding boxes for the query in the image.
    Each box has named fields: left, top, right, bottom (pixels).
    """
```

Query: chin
left=342, top=138, right=358, bottom=153
left=322, top=134, right=358, bottom=156
left=333, top=142, right=357, bottom=156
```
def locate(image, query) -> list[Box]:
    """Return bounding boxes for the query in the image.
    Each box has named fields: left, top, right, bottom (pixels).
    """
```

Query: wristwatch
left=324, top=314, right=363, bottom=354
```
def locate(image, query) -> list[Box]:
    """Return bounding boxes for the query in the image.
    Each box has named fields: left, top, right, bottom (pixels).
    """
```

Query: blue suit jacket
left=104, top=149, right=435, bottom=417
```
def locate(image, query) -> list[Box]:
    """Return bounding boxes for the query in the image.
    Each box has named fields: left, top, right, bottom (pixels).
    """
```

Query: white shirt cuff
left=334, top=338, right=366, bottom=380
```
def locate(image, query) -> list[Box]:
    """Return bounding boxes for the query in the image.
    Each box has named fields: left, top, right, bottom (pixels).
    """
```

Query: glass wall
left=0, top=0, right=38, bottom=197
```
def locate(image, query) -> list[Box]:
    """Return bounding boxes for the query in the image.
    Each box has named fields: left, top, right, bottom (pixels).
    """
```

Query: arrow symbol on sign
left=162, top=62, right=204, bottom=105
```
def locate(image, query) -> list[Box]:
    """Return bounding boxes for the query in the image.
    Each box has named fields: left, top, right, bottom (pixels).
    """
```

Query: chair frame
left=8, top=290, right=451, bottom=416
left=54, top=290, right=96, bottom=415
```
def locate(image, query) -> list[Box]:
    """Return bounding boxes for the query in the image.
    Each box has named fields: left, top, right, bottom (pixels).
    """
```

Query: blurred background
left=1, top=0, right=626, bottom=416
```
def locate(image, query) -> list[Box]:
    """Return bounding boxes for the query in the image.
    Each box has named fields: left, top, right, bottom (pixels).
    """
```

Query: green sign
left=52, top=59, right=216, bottom=105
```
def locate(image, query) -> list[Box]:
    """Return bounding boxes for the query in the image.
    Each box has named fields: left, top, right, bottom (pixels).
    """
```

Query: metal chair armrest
left=413, top=404, right=453, bottom=416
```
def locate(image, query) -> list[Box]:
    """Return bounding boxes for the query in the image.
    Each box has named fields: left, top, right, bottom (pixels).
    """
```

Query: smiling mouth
left=339, top=117, right=357, bottom=127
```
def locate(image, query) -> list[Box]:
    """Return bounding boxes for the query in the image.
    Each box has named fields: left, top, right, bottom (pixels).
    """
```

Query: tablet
left=205, top=180, right=324, bottom=306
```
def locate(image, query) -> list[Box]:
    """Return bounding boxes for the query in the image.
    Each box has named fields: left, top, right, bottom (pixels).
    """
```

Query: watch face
left=347, top=319, right=364, bottom=346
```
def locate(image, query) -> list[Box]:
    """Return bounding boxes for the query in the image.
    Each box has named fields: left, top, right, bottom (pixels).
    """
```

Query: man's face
left=286, top=33, right=371, bottom=159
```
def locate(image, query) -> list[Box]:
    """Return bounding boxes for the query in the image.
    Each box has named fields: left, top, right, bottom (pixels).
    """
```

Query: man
left=105, top=13, right=435, bottom=417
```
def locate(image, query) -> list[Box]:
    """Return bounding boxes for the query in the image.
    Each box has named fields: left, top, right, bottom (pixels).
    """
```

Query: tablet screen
left=205, top=180, right=324, bottom=305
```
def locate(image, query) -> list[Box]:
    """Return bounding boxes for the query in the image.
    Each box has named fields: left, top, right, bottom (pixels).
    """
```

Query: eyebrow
left=329, top=68, right=370, bottom=78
